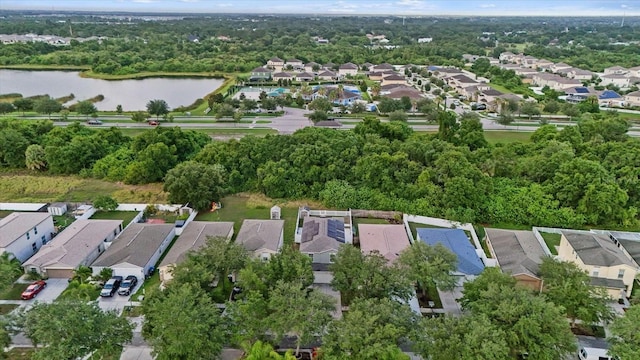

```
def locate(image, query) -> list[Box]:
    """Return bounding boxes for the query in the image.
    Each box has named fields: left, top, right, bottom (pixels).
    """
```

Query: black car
left=100, top=276, right=123, bottom=297
left=117, top=276, right=138, bottom=296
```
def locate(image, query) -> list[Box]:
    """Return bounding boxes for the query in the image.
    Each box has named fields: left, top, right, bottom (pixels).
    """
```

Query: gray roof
left=609, top=231, right=640, bottom=266
left=383, top=74, right=406, bottom=81
left=92, top=223, right=174, bottom=268
left=562, top=231, right=636, bottom=268
left=0, top=212, right=52, bottom=247
left=159, top=221, right=234, bottom=268
left=485, top=228, right=545, bottom=278
left=24, top=220, right=122, bottom=269
left=339, top=62, right=358, bottom=70
left=589, top=277, right=626, bottom=289
left=299, top=217, right=344, bottom=254
left=576, top=335, right=609, bottom=350
left=318, top=70, right=336, bottom=77
left=235, top=219, right=284, bottom=253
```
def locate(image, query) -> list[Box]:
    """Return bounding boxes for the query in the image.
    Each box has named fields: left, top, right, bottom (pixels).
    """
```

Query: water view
left=0, top=70, right=223, bottom=111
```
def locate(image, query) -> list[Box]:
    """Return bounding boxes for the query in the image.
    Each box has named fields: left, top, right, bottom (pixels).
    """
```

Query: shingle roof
left=236, top=219, right=284, bottom=253
left=251, top=67, right=271, bottom=73
left=417, top=228, right=484, bottom=276
left=268, top=57, right=283, bottom=63
left=451, top=74, right=478, bottom=83
left=0, top=212, right=52, bottom=247
left=299, top=217, right=345, bottom=254
left=562, top=231, right=636, bottom=268
left=159, top=221, right=234, bottom=268
left=297, top=72, right=314, bottom=78
left=318, top=70, right=336, bottom=77
left=589, top=277, right=626, bottom=289
left=24, top=220, right=122, bottom=269
left=485, top=228, right=545, bottom=278
left=92, top=223, right=174, bottom=268
left=374, top=63, right=394, bottom=70
left=358, top=224, right=410, bottom=263
left=339, top=62, right=358, bottom=70
left=272, top=72, right=293, bottom=78
left=383, top=74, right=406, bottom=81
left=609, top=231, right=640, bottom=266
left=482, top=89, right=503, bottom=96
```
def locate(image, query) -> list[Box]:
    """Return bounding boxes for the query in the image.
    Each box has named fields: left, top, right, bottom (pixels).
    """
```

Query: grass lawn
left=103, top=127, right=277, bottom=138
left=90, top=211, right=139, bottom=227
left=0, top=210, right=14, bottom=218
left=484, top=131, right=532, bottom=144
left=0, top=283, right=29, bottom=300
left=0, top=304, right=18, bottom=315
left=540, top=232, right=561, bottom=255
left=487, top=82, right=513, bottom=94
left=5, top=348, right=35, bottom=360
left=0, top=174, right=167, bottom=203
left=53, top=213, right=76, bottom=228
left=195, top=194, right=315, bottom=246
left=122, top=305, right=144, bottom=317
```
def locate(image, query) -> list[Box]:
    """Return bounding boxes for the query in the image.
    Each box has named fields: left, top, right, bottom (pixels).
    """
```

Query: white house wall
left=6, top=217, right=55, bottom=263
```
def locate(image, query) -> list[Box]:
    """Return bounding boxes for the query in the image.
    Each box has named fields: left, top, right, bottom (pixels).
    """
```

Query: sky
left=1, top=0, right=638, bottom=16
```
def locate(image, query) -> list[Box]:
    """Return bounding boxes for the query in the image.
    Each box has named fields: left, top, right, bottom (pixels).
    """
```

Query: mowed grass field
left=484, top=131, right=532, bottom=143
left=0, top=174, right=168, bottom=203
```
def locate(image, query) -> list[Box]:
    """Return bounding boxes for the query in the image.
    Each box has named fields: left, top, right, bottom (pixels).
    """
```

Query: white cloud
left=131, top=0, right=156, bottom=3
left=479, top=3, right=496, bottom=8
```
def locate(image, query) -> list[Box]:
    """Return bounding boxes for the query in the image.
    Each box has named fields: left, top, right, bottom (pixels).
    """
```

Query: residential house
left=628, top=66, right=640, bottom=78
left=533, top=73, right=581, bottom=91
left=338, top=62, right=358, bottom=77
left=484, top=228, right=546, bottom=291
left=358, top=224, right=410, bottom=264
left=463, top=84, right=492, bottom=101
left=600, top=74, right=630, bottom=88
left=296, top=72, right=315, bottom=82
left=478, top=89, right=505, bottom=107
left=383, top=86, right=424, bottom=102
left=535, top=59, right=554, bottom=71
left=272, top=72, right=294, bottom=82
left=249, top=67, right=272, bottom=82
left=603, top=66, right=628, bottom=75
left=0, top=212, right=55, bottom=263
left=158, top=221, right=234, bottom=283
left=92, top=223, right=174, bottom=283
left=317, top=70, right=338, bottom=81
left=432, top=67, right=464, bottom=79
left=521, top=56, right=539, bottom=68
left=304, top=62, right=320, bottom=73
left=566, top=86, right=598, bottom=103
left=462, top=54, right=480, bottom=63
left=550, top=62, right=572, bottom=73
left=447, top=74, right=479, bottom=91
left=512, top=67, right=538, bottom=78
left=624, top=90, right=640, bottom=106
left=332, top=90, right=362, bottom=106
left=381, top=73, right=407, bottom=86
left=235, top=219, right=284, bottom=261
left=499, top=51, right=517, bottom=63
left=379, top=83, right=410, bottom=95
left=361, top=62, right=374, bottom=70
left=373, top=63, right=395, bottom=72
left=368, top=71, right=395, bottom=81
left=417, top=228, right=485, bottom=277
left=23, top=220, right=123, bottom=278
left=598, top=90, right=622, bottom=106
left=322, top=62, right=337, bottom=71
left=568, top=68, right=594, bottom=80
left=558, top=231, right=639, bottom=299
left=298, top=217, right=346, bottom=263
left=286, top=58, right=304, bottom=70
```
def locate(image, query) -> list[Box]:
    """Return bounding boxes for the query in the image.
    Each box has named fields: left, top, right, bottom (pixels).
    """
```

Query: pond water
left=0, top=69, right=224, bottom=111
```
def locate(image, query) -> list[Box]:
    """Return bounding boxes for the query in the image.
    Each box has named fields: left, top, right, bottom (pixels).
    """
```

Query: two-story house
left=0, top=212, right=55, bottom=263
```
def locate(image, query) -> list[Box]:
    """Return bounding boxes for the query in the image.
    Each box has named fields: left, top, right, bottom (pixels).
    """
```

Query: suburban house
left=296, top=72, right=315, bottom=82
left=158, top=221, right=234, bottom=284
left=317, top=70, right=338, bottom=81
left=550, top=62, right=572, bottom=73
left=249, top=67, right=272, bottom=82
left=484, top=228, right=546, bottom=291
left=624, top=90, right=640, bottom=107
left=432, top=67, right=464, bottom=79
left=272, top=72, right=294, bottom=81
left=338, top=62, right=358, bottom=77
left=568, top=68, right=594, bottom=80
left=534, top=59, right=553, bottom=71
left=600, top=74, right=630, bottom=88
left=298, top=217, right=347, bottom=263
left=358, top=224, right=410, bottom=263
left=498, top=51, right=517, bottom=62
left=266, top=57, right=284, bottom=71
left=235, top=219, right=284, bottom=260
left=416, top=228, right=485, bottom=278
left=373, top=63, right=395, bottom=72
left=628, top=66, right=640, bottom=77
left=23, top=220, right=123, bottom=278
left=368, top=71, right=395, bottom=81
left=558, top=231, right=639, bottom=299
left=0, top=212, right=55, bottom=263
left=285, top=58, right=304, bottom=70
left=598, top=90, right=623, bottom=106
left=604, top=66, right=628, bottom=75
left=333, top=91, right=362, bottom=106
left=304, top=62, right=320, bottom=73
left=381, top=73, right=407, bottom=86
left=532, top=72, right=582, bottom=91
left=92, top=223, right=175, bottom=283
left=383, top=86, right=424, bottom=102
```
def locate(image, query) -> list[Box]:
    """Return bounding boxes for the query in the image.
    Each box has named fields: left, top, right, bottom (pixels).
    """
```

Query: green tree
left=308, top=110, right=328, bottom=123
left=0, top=129, right=29, bottom=168
left=412, top=315, right=510, bottom=360
left=71, top=265, right=93, bottom=283
left=0, top=253, right=21, bottom=292
left=18, top=300, right=133, bottom=360
left=25, top=144, right=47, bottom=170
left=13, top=98, right=34, bottom=116
left=225, top=289, right=270, bottom=346
left=146, top=99, right=170, bottom=120
left=76, top=100, right=97, bottom=119
left=0, top=102, right=14, bottom=114
left=608, top=305, right=640, bottom=360
left=163, top=161, right=227, bottom=211
left=116, top=104, right=123, bottom=114
left=244, top=341, right=296, bottom=360
left=388, top=110, right=408, bottom=121
left=460, top=267, right=516, bottom=309
left=34, top=97, right=62, bottom=119
left=93, top=195, right=119, bottom=211
left=496, top=110, right=514, bottom=127
left=143, top=283, right=228, bottom=360
left=539, top=257, right=613, bottom=327
left=397, top=241, right=458, bottom=297
left=437, top=110, right=459, bottom=142
left=519, top=101, right=541, bottom=119
left=321, top=298, right=417, bottom=359
left=543, top=100, right=560, bottom=114
left=267, top=281, right=335, bottom=356
left=131, top=111, right=150, bottom=122
left=308, top=97, right=333, bottom=112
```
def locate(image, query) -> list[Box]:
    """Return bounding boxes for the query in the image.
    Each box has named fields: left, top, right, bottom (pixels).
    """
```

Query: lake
left=0, top=70, right=224, bottom=111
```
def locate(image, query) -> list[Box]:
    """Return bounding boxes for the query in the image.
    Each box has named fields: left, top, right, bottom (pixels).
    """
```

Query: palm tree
left=371, top=82, right=381, bottom=97
left=72, top=265, right=93, bottom=283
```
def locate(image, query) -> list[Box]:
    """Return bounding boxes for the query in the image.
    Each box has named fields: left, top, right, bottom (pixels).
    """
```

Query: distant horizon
left=1, top=0, right=638, bottom=17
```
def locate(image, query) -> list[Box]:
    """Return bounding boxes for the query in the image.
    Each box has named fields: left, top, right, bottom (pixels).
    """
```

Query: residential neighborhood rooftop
left=484, top=228, right=545, bottom=278
left=300, top=217, right=345, bottom=254
left=23, top=219, right=122, bottom=269
left=235, top=219, right=284, bottom=253
left=358, top=224, right=410, bottom=263
left=159, top=221, right=234, bottom=268
left=93, top=223, right=174, bottom=267
left=562, top=231, right=637, bottom=268
left=417, top=228, right=484, bottom=276
left=0, top=212, right=52, bottom=247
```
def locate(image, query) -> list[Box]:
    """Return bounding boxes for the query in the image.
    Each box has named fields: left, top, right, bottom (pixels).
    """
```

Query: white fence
left=115, top=203, right=186, bottom=212
left=74, top=207, right=96, bottom=220
left=0, top=202, right=48, bottom=211
left=403, top=214, right=497, bottom=267
left=175, top=209, right=198, bottom=236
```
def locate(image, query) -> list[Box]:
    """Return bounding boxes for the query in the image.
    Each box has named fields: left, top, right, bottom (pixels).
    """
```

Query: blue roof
left=574, top=87, right=590, bottom=94
left=599, top=90, right=621, bottom=99
left=416, top=228, right=485, bottom=275
left=428, top=66, right=440, bottom=71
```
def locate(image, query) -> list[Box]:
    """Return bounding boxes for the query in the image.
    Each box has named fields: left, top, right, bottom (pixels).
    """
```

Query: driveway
left=98, top=282, right=142, bottom=313
left=24, top=278, right=68, bottom=304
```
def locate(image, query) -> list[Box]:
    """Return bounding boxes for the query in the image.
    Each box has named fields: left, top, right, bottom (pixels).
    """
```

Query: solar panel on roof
left=575, top=87, right=589, bottom=93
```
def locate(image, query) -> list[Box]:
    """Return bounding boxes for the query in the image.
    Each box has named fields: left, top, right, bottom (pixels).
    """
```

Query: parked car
left=117, top=276, right=138, bottom=296
left=100, top=276, right=123, bottom=297
left=21, top=280, right=46, bottom=300
left=148, top=120, right=159, bottom=126
left=86, top=119, right=102, bottom=125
